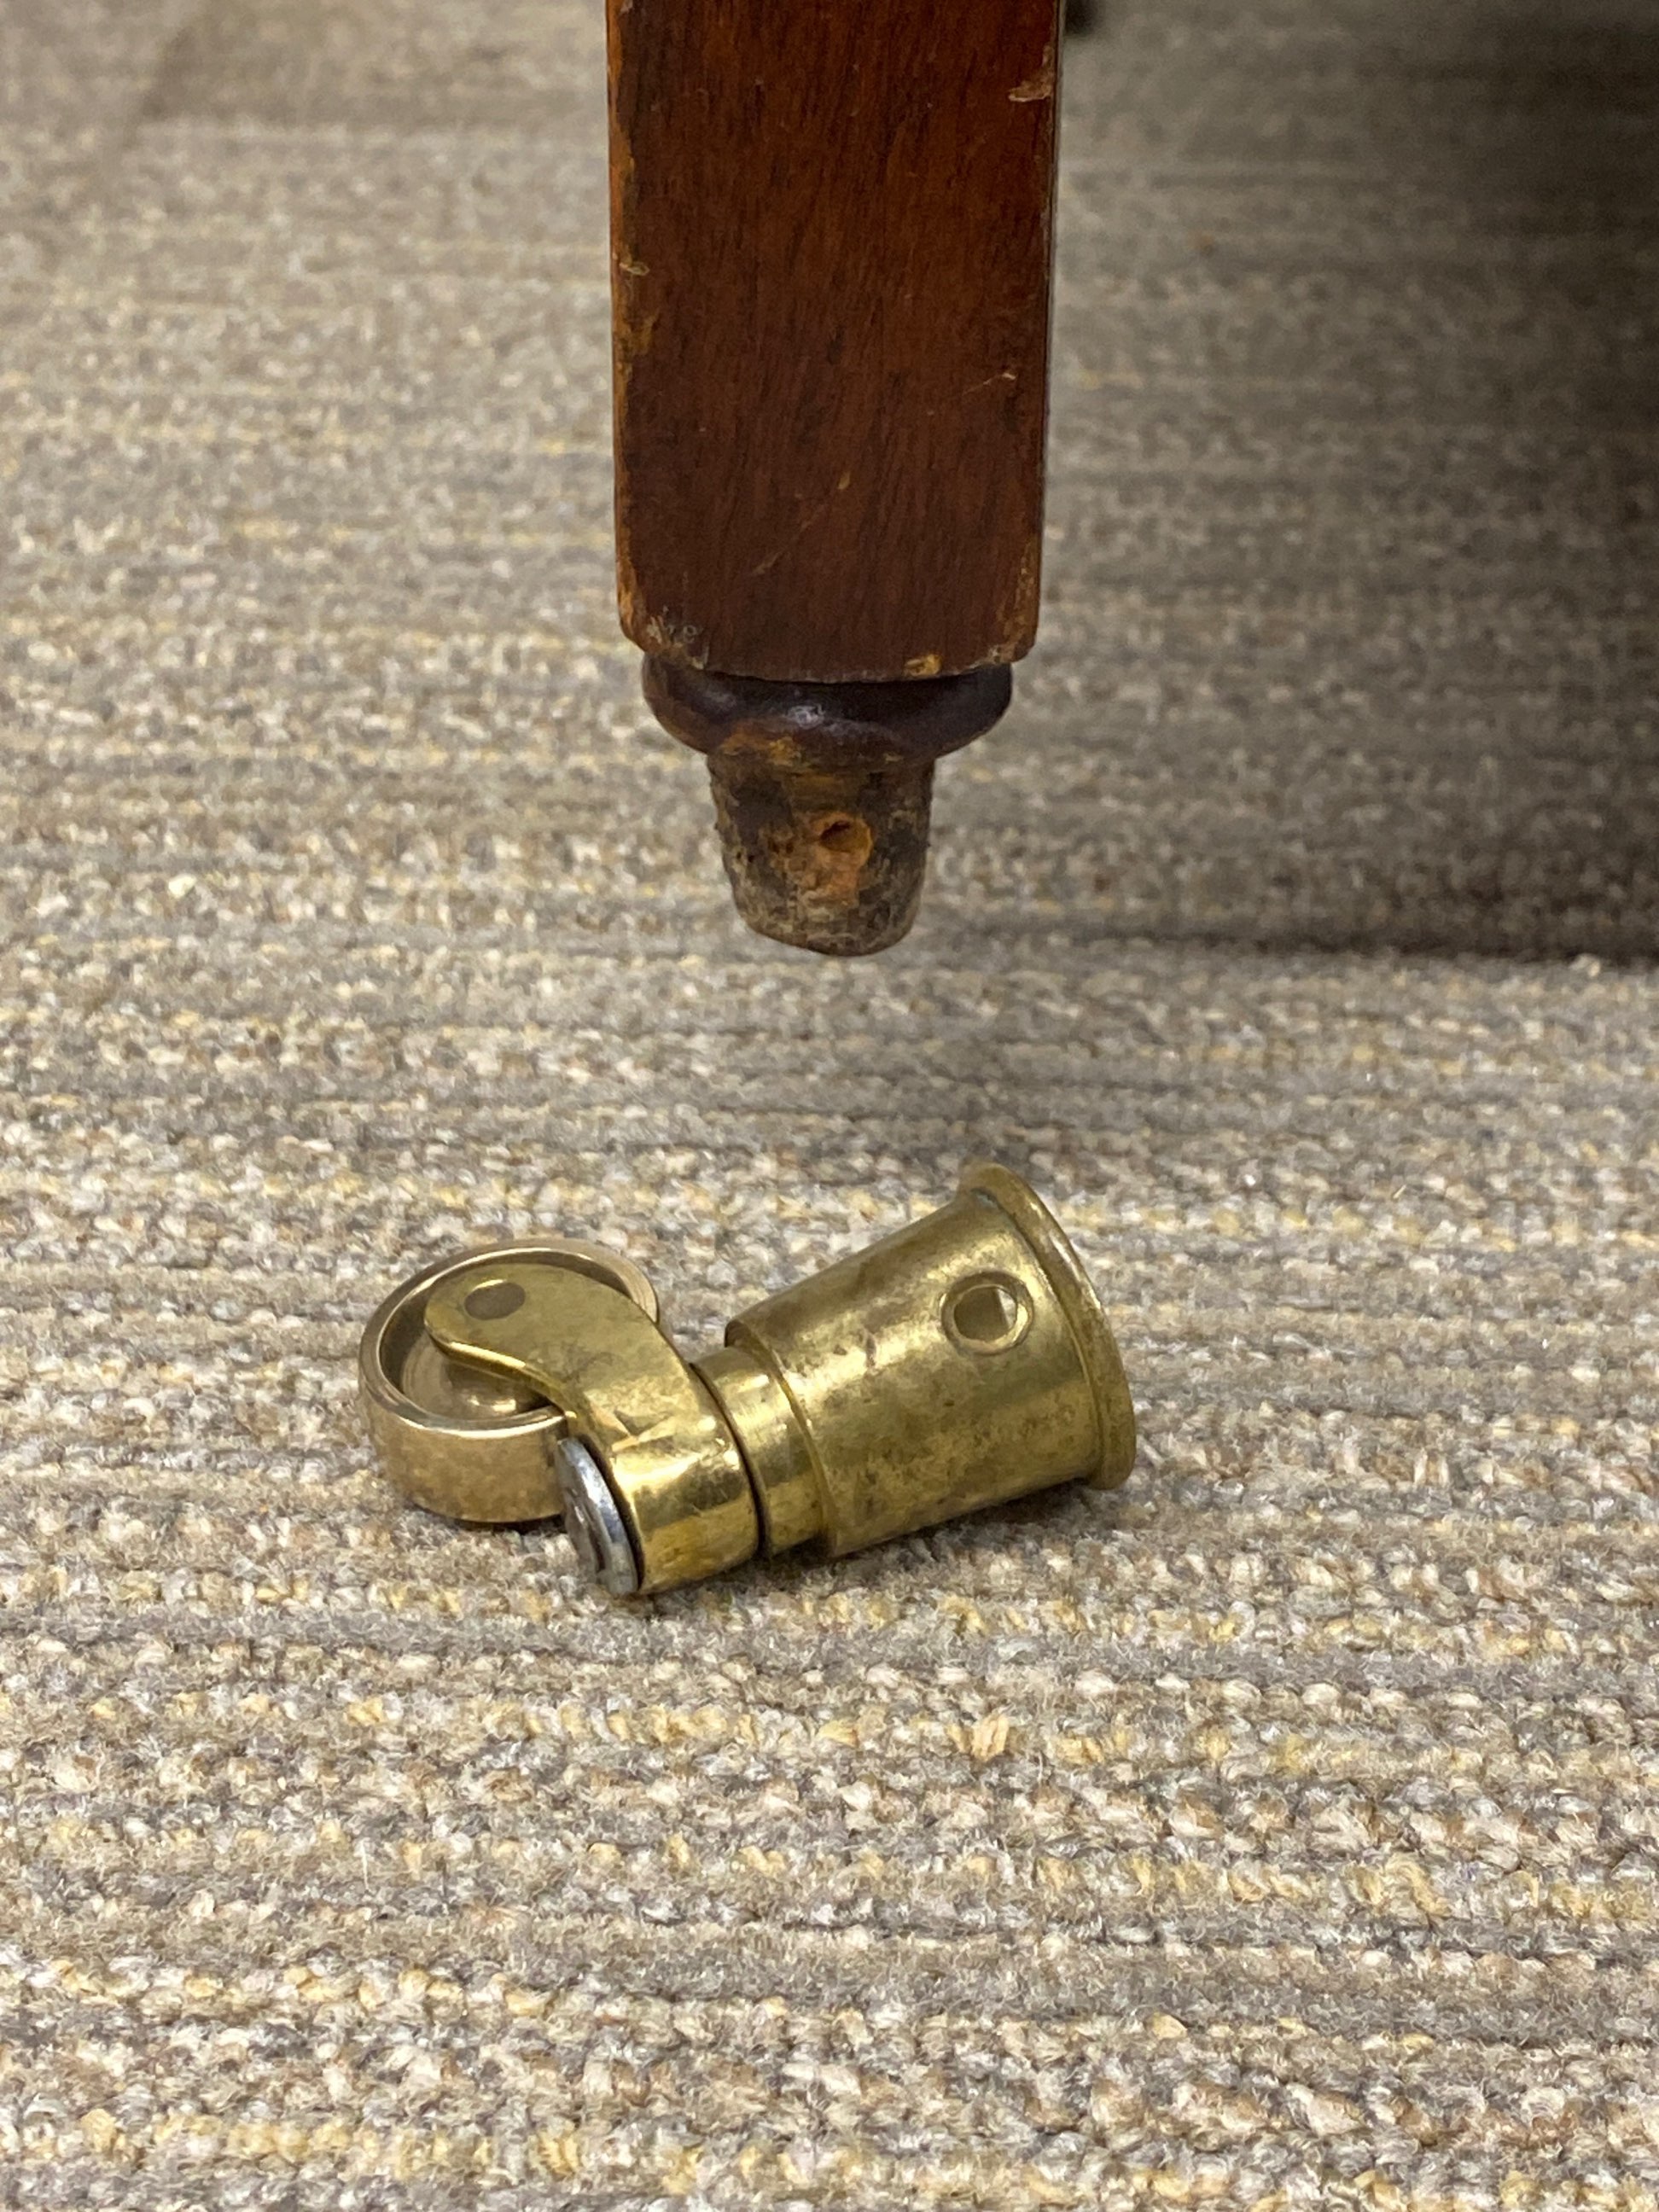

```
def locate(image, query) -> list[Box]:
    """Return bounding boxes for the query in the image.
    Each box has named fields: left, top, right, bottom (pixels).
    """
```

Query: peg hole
left=944, top=1273, right=1031, bottom=1355
left=814, top=813, right=872, bottom=865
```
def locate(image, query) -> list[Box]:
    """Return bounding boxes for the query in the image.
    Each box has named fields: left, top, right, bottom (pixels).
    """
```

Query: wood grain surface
left=608, top=0, right=1063, bottom=683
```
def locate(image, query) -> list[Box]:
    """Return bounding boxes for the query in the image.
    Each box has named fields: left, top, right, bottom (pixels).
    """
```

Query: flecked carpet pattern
left=2, top=0, right=1656, bottom=2204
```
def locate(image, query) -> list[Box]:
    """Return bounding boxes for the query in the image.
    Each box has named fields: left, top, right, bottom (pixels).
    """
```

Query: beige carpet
left=3, top=0, right=1657, bottom=2203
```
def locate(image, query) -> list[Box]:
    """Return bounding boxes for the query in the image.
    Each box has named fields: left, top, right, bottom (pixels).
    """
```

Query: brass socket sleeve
left=699, top=1163, right=1135, bottom=1561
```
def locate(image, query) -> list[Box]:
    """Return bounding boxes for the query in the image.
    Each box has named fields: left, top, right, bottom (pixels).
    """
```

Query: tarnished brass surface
left=712, top=1162, right=1136, bottom=1559
left=359, top=1167, right=1136, bottom=1594
left=691, top=1342, right=823, bottom=1554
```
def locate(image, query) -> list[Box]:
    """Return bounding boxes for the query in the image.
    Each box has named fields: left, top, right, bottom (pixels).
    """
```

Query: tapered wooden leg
left=608, top=0, right=1062, bottom=952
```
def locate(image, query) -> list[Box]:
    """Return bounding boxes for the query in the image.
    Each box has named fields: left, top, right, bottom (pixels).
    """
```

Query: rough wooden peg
left=608, top=0, right=1064, bottom=952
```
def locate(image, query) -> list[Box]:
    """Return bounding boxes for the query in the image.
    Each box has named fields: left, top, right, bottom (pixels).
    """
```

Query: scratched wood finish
left=608, top=0, right=1063, bottom=684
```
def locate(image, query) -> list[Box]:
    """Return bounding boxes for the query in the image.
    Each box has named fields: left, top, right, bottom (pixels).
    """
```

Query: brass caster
left=358, top=1166, right=1136, bottom=1596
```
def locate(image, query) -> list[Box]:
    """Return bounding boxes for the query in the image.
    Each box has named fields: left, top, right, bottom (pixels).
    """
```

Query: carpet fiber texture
left=2, top=1, right=1656, bottom=2204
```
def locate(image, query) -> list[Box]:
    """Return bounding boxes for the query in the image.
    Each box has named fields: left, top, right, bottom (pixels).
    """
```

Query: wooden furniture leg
left=608, top=0, right=1063, bottom=954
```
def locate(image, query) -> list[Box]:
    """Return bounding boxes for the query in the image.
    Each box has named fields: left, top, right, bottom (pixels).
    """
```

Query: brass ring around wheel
left=358, top=1238, right=659, bottom=1523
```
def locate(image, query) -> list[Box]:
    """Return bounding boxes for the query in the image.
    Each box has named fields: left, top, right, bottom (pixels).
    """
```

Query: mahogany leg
left=607, top=0, right=1063, bottom=953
